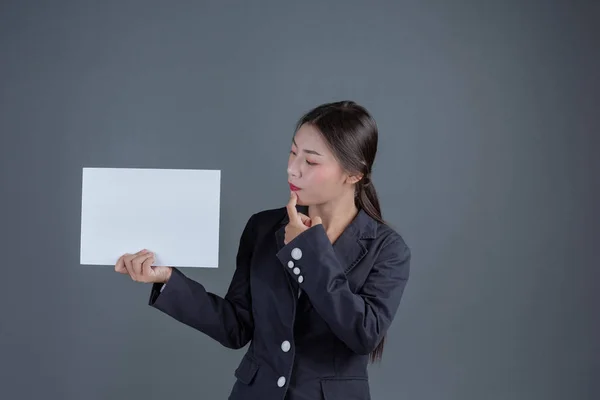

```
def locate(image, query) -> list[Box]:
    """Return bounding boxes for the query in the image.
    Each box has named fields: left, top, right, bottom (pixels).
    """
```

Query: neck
left=308, top=194, right=359, bottom=240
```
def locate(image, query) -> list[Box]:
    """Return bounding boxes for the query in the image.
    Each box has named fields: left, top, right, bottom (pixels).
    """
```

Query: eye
left=290, top=150, right=316, bottom=165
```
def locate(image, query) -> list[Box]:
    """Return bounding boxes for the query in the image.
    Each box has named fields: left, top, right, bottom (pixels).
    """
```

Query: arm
left=148, top=214, right=257, bottom=349
left=276, top=224, right=410, bottom=355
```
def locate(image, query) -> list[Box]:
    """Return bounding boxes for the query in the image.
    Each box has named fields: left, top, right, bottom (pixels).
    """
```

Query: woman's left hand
left=284, top=191, right=322, bottom=245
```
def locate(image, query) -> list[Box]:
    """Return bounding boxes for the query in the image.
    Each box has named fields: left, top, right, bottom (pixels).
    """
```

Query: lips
left=289, top=183, right=301, bottom=191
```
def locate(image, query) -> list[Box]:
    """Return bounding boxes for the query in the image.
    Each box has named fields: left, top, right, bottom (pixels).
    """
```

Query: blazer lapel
left=331, top=208, right=377, bottom=273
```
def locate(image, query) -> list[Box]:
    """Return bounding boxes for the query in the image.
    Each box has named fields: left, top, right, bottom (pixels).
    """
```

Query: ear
left=345, top=173, right=363, bottom=185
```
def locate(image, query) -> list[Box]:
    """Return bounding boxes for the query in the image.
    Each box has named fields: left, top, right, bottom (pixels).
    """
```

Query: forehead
left=292, top=124, right=330, bottom=154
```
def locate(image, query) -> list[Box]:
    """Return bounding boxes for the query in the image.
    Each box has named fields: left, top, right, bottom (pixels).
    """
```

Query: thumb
left=312, top=216, right=323, bottom=226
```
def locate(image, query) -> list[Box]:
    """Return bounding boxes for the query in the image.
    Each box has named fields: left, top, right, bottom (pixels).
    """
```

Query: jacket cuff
left=275, top=224, right=340, bottom=290
left=148, top=267, right=184, bottom=307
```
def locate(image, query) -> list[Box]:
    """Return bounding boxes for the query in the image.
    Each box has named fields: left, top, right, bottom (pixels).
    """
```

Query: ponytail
left=355, top=175, right=387, bottom=363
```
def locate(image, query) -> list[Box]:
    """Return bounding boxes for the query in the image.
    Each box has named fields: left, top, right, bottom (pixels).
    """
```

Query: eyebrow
left=292, top=138, right=323, bottom=156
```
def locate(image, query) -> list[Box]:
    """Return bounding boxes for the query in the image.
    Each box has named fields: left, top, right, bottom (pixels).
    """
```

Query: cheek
left=308, top=168, right=339, bottom=189
left=308, top=169, right=329, bottom=185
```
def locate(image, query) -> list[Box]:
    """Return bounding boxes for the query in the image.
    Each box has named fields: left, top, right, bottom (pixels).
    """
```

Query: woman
left=115, top=100, right=411, bottom=400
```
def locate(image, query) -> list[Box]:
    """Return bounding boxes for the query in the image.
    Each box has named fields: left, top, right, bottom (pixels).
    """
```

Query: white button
left=293, top=267, right=300, bottom=275
left=298, top=275, right=304, bottom=283
left=281, top=340, right=291, bottom=352
left=277, top=376, right=286, bottom=387
left=287, top=260, right=294, bottom=268
left=291, top=248, right=302, bottom=260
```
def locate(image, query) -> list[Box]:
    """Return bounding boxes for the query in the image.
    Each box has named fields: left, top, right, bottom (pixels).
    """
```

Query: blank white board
left=80, top=167, right=220, bottom=268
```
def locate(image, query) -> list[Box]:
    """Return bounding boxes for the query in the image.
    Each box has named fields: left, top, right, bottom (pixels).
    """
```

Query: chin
left=294, top=193, right=309, bottom=206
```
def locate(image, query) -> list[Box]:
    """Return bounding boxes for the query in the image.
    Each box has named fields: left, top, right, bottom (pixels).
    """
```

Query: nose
left=287, top=166, right=298, bottom=179
left=287, top=158, right=301, bottom=179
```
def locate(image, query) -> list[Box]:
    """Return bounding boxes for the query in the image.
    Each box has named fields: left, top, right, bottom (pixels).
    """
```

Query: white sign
left=80, top=167, right=220, bottom=268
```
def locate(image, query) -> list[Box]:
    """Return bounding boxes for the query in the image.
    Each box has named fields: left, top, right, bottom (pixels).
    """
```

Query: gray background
left=1, top=1, right=598, bottom=399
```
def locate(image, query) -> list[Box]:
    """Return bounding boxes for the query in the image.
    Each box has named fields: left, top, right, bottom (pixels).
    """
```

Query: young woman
left=115, top=100, right=411, bottom=400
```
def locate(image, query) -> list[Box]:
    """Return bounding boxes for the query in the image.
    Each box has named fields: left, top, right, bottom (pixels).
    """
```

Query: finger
left=140, top=255, right=156, bottom=282
left=123, top=254, right=136, bottom=279
left=132, top=252, right=154, bottom=280
left=286, top=191, right=300, bottom=223
left=115, top=254, right=128, bottom=274
left=297, top=212, right=311, bottom=227
left=312, top=216, right=323, bottom=225
left=126, top=249, right=149, bottom=279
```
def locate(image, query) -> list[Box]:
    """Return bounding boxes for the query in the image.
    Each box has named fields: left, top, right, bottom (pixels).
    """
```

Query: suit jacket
left=148, top=204, right=411, bottom=400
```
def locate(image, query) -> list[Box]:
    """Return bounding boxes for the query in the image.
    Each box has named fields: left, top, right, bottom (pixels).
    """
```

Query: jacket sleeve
left=275, top=224, right=410, bottom=355
left=148, top=213, right=257, bottom=349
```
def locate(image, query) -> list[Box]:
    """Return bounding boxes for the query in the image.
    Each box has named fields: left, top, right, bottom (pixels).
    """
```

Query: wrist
left=163, top=267, right=173, bottom=283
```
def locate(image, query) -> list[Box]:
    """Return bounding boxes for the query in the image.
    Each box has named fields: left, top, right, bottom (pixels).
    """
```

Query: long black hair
left=294, top=100, right=387, bottom=363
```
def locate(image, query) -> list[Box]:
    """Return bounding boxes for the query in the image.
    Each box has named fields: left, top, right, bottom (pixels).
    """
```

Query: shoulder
left=247, top=206, right=286, bottom=226
left=377, top=223, right=408, bottom=249
left=242, top=206, right=287, bottom=235
left=252, top=206, right=287, bottom=221
left=370, top=218, right=411, bottom=263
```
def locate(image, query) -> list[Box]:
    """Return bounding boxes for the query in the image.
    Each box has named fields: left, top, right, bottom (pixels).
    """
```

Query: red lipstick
left=289, top=183, right=301, bottom=191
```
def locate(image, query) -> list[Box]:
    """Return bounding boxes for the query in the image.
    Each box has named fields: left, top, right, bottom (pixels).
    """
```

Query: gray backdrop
left=1, top=1, right=598, bottom=399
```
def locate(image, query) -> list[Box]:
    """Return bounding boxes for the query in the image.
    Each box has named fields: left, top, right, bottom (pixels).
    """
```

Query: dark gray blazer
left=148, top=204, right=411, bottom=400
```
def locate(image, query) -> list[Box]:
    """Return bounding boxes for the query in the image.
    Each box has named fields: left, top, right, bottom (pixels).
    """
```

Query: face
left=287, top=123, right=360, bottom=205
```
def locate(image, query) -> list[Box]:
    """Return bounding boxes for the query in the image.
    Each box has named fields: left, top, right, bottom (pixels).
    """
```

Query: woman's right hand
left=115, top=249, right=172, bottom=283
